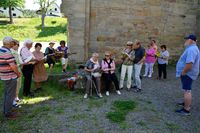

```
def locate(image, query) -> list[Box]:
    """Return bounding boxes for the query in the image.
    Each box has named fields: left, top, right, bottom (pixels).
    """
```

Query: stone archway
left=61, top=0, right=199, bottom=62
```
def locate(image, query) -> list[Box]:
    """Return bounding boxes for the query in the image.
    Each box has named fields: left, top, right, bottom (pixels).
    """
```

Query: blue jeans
left=132, top=63, right=143, bottom=89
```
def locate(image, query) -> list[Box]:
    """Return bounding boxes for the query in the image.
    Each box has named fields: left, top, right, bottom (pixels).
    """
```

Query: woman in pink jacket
left=143, top=45, right=156, bottom=77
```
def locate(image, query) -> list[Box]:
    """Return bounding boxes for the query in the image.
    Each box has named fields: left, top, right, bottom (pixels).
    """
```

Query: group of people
left=0, top=34, right=199, bottom=119
left=0, top=36, right=69, bottom=119
left=82, top=34, right=200, bottom=116
left=83, top=39, right=170, bottom=98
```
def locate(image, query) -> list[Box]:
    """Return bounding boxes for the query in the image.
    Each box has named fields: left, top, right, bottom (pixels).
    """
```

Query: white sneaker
left=106, top=91, right=110, bottom=96
left=143, top=74, right=147, bottom=77
left=84, top=94, right=88, bottom=99
left=148, top=75, right=152, bottom=78
left=99, top=93, right=103, bottom=98
left=116, top=90, right=121, bottom=95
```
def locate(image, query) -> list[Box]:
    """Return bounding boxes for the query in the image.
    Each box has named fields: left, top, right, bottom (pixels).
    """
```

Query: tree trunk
left=41, top=13, right=46, bottom=29
left=8, top=6, right=13, bottom=24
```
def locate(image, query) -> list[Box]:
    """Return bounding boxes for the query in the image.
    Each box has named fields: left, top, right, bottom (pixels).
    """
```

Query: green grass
left=165, top=122, right=180, bottom=132
left=106, top=100, right=137, bottom=123
left=0, top=17, right=67, bottom=41
left=136, top=121, right=147, bottom=127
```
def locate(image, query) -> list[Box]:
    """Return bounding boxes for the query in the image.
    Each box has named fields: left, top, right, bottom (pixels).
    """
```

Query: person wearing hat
left=119, top=41, right=135, bottom=91
left=44, top=41, right=56, bottom=73
left=176, top=34, right=200, bottom=115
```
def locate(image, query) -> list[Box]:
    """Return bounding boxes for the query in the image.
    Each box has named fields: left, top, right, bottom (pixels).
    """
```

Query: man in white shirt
left=20, top=39, right=35, bottom=97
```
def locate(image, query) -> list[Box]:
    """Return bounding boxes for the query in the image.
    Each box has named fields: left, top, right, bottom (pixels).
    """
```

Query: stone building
left=61, top=0, right=200, bottom=62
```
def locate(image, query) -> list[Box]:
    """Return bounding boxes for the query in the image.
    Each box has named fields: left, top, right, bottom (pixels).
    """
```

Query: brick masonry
left=61, top=0, right=199, bottom=62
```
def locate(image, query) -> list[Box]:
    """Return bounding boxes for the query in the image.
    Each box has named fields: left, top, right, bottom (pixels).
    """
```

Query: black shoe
left=134, top=88, right=142, bottom=93
left=131, top=86, right=137, bottom=89
left=175, top=108, right=190, bottom=116
left=177, top=102, right=184, bottom=106
left=27, top=92, right=34, bottom=97
left=34, top=88, right=42, bottom=93
left=13, top=104, right=22, bottom=109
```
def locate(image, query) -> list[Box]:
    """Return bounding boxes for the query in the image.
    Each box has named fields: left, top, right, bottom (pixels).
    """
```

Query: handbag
left=91, top=72, right=101, bottom=78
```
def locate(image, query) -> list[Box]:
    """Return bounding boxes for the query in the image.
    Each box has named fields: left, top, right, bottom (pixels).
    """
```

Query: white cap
left=126, top=41, right=133, bottom=45
left=49, top=41, right=55, bottom=44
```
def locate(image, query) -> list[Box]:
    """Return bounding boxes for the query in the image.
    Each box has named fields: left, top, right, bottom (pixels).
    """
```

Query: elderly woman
left=83, top=53, right=103, bottom=99
left=45, top=41, right=56, bottom=73
left=32, top=43, right=48, bottom=92
left=120, top=41, right=135, bottom=91
left=20, top=39, right=36, bottom=97
left=101, top=51, right=121, bottom=96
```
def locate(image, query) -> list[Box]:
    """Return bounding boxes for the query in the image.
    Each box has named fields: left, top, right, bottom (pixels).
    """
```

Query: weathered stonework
left=61, top=0, right=199, bottom=62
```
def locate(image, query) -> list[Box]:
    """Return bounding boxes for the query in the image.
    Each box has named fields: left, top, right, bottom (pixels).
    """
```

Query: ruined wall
left=61, top=0, right=199, bottom=61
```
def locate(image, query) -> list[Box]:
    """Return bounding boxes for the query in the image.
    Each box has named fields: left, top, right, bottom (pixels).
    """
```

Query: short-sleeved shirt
left=158, top=50, right=170, bottom=64
left=0, top=46, right=17, bottom=80
left=134, top=46, right=145, bottom=64
left=176, top=44, right=200, bottom=80
left=57, top=46, right=68, bottom=58
left=85, top=58, right=101, bottom=75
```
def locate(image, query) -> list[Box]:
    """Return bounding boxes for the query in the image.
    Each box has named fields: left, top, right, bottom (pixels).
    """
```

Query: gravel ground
left=1, top=66, right=200, bottom=133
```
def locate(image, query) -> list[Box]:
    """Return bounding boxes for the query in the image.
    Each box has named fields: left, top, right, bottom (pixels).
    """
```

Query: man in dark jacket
left=132, top=40, right=145, bottom=92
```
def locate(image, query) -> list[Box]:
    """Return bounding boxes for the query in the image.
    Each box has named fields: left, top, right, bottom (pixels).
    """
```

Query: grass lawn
left=0, top=17, right=67, bottom=42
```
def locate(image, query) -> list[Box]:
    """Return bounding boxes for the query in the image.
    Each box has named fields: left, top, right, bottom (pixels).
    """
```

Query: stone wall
left=61, top=0, right=199, bottom=62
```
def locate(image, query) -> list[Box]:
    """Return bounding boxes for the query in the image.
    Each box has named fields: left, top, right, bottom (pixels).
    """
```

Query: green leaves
left=0, top=0, right=25, bottom=8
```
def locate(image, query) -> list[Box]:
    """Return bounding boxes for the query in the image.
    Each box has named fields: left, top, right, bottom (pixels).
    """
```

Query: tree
left=0, top=0, right=25, bottom=24
left=35, top=0, right=56, bottom=29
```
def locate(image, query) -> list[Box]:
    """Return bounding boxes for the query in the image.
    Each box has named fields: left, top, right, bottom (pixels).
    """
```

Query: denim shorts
left=181, top=75, right=193, bottom=90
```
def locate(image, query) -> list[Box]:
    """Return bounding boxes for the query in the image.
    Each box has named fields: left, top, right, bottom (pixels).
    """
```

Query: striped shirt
left=0, top=46, right=17, bottom=80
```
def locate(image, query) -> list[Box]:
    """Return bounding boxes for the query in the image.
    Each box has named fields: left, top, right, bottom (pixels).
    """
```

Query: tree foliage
left=0, top=0, right=25, bottom=23
left=0, top=0, right=24, bottom=8
left=34, top=0, right=56, bottom=28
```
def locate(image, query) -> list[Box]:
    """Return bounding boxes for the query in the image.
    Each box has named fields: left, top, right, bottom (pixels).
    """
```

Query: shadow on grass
left=0, top=20, right=10, bottom=25
left=36, top=24, right=67, bottom=38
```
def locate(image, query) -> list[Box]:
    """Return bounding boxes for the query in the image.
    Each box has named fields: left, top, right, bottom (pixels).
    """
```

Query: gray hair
left=92, top=53, right=99, bottom=57
left=3, top=36, right=13, bottom=46
left=23, top=39, right=33, bottom=46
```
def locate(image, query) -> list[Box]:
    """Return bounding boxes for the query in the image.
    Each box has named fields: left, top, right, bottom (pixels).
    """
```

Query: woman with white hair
left=20, top=39, right=36, bottom=97
left=83, top=53, right=103, bottom=99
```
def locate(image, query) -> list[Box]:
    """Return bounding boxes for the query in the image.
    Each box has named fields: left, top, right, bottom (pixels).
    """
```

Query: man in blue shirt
left=176, top=34, right=200, bottom=115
